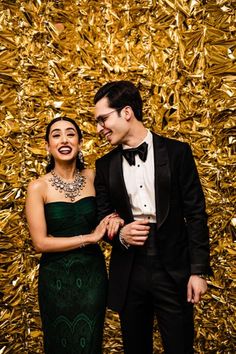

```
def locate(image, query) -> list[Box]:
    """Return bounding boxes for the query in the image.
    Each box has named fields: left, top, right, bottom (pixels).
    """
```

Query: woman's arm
left=25, top=178, right=110, bottom=253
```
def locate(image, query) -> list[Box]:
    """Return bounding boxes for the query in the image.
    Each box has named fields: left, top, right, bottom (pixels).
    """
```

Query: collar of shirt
left=122, top=129, right=152, bottom=151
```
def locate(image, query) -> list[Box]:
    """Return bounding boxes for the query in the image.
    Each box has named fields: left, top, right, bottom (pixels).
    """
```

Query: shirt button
left=140, top=185, right=143, bottom=188
left=144, top=204, right=147, bottom=207
left=137, top=164, right=140, bottom=167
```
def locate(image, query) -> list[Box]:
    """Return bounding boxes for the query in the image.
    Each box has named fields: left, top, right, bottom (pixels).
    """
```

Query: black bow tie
left=122, top=142, right=148, bottom=166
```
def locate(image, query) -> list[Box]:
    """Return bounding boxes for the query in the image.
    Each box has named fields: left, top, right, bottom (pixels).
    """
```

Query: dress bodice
left=44, top=196, right=97, bottom=237
left=41, top=196, right=98, bottom=265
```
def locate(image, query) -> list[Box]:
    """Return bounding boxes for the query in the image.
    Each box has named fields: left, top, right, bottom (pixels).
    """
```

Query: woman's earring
left=78, top=151, right=84, bottom=164
left=47, top=154, right=51, bottom=163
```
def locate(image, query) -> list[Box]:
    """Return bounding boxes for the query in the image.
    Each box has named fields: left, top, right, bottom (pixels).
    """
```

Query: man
left=94, top=81, right=212, bottom=354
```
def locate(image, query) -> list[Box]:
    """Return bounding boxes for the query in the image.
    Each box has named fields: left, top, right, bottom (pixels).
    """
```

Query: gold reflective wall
left=0, top=0, right=235, bottom=353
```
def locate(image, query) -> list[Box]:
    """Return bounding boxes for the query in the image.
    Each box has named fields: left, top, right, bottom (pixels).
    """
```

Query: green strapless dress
left=38, top=197, right=108, bottom=354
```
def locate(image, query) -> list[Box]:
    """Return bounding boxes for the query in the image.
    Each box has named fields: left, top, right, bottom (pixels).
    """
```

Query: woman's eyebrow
left=50, top=127, right=76, bottom=134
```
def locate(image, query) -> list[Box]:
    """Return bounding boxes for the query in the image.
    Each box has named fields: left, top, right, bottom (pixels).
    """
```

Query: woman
left=25, top=117, right=117, bottom=354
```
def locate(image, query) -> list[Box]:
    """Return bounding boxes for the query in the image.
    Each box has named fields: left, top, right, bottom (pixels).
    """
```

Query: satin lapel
left=153, top=133, right=171, bottom=229
left=109, top=147, right=133, bottom=222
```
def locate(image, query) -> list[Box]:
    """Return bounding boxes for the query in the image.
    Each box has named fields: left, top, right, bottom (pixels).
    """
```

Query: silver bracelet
left=78, top=234, right=85, bottom=248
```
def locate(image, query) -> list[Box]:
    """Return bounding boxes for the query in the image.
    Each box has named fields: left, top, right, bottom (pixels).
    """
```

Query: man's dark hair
left=94, top=81, right=143, bottom=121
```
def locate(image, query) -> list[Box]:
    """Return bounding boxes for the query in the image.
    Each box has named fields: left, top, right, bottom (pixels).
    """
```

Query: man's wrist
left=119, top=227, right=130, bottom=249
left=192, top=274, right=207, bottom=279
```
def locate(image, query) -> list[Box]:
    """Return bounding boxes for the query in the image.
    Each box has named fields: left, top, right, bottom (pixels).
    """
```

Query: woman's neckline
left=44, top=195, right=95, bottom=206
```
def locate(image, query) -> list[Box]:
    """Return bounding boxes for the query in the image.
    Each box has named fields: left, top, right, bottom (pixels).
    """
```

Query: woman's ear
left=45, top=141, right=50, bottom=154
left=78, top=139, right=83, bottom=150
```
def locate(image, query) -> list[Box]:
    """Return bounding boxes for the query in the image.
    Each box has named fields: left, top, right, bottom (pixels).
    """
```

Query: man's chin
left=106, top=135, right=114, bottom=144
left=106, top=133, right=119, bottom=145
left=107, top=138, right=117, bottom=145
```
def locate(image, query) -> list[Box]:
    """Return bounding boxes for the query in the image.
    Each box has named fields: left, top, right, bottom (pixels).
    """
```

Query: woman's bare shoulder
left=27, top=174, right=50, bottom=194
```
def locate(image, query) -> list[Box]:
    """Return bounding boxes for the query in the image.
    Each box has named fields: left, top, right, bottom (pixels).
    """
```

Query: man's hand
left=187, top=275, right=208, bottom=304
left=120, top=219, right=150, bottom=246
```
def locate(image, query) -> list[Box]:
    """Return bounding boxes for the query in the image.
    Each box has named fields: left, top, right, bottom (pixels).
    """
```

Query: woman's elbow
left=32, top=239, right=48, bottom=253
left=32, top=241, right=43, bottom=253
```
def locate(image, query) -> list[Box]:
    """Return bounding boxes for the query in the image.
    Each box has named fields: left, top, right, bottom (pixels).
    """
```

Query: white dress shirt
left=122, top=130, right=156, bottom=223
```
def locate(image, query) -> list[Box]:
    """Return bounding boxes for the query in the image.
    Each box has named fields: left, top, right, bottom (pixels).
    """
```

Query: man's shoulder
left=152, top=132, right=189, bottom=150
left=96, top=146, right=120, bottom=164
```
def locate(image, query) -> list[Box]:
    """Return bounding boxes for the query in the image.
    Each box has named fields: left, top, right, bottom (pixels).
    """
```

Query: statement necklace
left=49, top=169, right=86, bottom=202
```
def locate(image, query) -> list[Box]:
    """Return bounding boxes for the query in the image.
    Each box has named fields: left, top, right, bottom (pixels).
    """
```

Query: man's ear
left=123, top=106, right=133, bottom=121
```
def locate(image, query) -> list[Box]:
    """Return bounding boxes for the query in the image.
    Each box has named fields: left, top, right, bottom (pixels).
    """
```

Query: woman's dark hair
left=94, top=80, right=143, bottom=121
left=45, top=116, right=84, bottom=173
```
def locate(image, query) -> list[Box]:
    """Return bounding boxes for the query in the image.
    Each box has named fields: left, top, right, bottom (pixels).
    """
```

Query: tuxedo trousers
left=119, top=253, right=194, bottom=354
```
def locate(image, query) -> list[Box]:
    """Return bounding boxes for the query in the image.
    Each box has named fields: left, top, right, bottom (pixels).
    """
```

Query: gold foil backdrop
left=0, top=0, right=235, bottom=353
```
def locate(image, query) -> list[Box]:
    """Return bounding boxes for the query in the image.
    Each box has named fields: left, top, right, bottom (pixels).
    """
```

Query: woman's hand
left=107, top=216, right=125, bottom=240
left=92, top=213, right=118, bottom=243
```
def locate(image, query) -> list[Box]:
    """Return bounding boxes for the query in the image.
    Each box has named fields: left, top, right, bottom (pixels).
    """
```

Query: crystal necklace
left=49, top=169, right=86, bottom=202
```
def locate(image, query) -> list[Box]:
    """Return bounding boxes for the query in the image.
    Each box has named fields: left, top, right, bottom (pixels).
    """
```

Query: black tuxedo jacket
left=95, top=133, right=211, bottom=312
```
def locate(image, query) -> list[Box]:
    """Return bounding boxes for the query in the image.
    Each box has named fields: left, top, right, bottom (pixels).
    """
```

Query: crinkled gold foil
left=0, top=0, right=235, bottom=353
